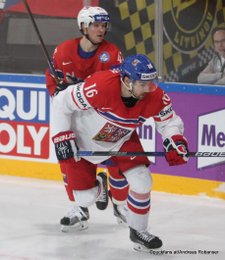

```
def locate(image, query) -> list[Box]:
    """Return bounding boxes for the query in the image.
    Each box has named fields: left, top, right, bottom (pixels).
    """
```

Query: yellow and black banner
left=101, top=0, right=225, bottom=83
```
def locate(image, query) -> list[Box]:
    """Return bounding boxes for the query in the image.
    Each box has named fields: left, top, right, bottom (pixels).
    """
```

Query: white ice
left=0, top=175, right=224, bottom=260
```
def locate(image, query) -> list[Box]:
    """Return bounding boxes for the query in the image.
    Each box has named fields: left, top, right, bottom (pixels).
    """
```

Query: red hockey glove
left=52, top=131, right=80, bottom=162
left=163, top=135, right=189, bottom=166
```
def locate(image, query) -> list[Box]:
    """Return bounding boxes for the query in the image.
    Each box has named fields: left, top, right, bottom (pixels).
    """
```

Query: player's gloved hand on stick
left=54, top=75, right=84, bottom=96
left=52, top=131, right=80, bottom=162
left=163, top=135, right=189, bottom=166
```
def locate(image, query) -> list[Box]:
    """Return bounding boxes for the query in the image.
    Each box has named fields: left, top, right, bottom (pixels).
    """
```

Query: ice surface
left=0, top=175, right=224, bottom=260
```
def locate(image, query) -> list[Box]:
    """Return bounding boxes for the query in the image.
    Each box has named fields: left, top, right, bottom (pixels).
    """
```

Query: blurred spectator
left=197, top=27, right=225, bottom=85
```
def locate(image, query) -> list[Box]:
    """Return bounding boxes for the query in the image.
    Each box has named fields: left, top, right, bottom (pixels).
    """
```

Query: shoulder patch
left=99, top=52, right=110, bottom=63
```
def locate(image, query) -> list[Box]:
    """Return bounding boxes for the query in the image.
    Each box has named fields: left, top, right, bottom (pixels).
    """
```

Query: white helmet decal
left=77, top=6, right=110, bottom=31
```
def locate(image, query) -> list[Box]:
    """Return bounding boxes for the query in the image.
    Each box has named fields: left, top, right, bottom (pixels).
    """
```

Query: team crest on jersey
left=99, top=52, right=110, bottom=63
left=93, top=122, right=131, bottom=142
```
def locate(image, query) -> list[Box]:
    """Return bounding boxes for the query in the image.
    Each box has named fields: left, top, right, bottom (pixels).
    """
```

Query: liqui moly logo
left=0, top=83, right=50, bottom=160
left=137, top=117, right=156, bottom=163
left=198, top=109, right=225, bottom=168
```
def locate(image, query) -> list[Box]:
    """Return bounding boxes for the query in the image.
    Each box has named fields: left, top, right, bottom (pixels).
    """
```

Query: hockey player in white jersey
left=51, top=54, right=189, bottom=252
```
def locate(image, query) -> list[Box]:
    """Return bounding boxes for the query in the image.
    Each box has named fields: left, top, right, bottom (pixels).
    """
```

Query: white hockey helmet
left=77, top=6, right=110, bottom=31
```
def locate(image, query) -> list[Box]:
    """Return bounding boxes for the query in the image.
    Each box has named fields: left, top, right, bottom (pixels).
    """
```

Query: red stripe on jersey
left=70, top=88, right=84, bottom=110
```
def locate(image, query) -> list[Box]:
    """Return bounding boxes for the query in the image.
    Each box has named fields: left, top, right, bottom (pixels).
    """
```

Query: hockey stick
left=77, top=151, right=225, bottom=157
left=21, top=0, right=60, bottom=85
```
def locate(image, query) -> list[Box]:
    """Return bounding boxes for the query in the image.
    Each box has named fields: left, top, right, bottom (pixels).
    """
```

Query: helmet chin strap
left=84, top=33, right=99, bottom=46
left=121, top=78, right=138, bottom=99
left=128, top=81, right=138, bottom=99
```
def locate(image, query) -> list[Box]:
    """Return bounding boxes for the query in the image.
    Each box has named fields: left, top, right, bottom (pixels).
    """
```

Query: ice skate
left=113, top=204, right=127, bottom=224
left=130, top=227, right=162, bottom=252
left=96, top=172, right=109, bottom=210
left=60, top=206, right=89, bottom=232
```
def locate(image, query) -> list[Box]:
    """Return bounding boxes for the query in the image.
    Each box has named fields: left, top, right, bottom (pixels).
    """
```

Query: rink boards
left=0, top=73, right=225, bottom=199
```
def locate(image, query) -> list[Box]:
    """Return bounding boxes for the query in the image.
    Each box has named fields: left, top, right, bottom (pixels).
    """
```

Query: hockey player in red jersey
left=46, top=6, right=123, bottom=96
left=51, top=54, right=189, bottom=252
left=46, top=6, right=126, bottom=231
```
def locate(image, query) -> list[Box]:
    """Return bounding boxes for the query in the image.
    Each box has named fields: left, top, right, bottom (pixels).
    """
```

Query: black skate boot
left=96, top=172, right=109, bottom=210
left=60, top=206, right=89, bottom=232
left=113, top=203, right=127, bottom=224
left=130, top=227, right=163, bottom=252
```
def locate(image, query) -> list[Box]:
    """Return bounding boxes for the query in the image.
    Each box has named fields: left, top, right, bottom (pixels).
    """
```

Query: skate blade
left=133, top=243, right=159, bottom=253
left=61, top=220, right=88, bottom=232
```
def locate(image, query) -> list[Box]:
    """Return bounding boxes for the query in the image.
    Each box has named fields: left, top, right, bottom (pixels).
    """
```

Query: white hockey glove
left=163, top=135, right=189, bottom=166
left=52, top=131, right=80, bottom=162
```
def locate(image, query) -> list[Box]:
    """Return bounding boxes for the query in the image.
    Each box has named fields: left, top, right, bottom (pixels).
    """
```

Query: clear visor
left=91, top=22, right=111, bottom=31
left=135, top=78, right=158, bottom=92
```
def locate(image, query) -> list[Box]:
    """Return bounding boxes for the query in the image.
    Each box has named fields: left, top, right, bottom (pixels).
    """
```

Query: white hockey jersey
left=51, top=69, right=184, bottom=163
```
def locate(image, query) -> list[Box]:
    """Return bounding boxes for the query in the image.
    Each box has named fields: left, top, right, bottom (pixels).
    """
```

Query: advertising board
left=0, top=74, right=224, bottom=198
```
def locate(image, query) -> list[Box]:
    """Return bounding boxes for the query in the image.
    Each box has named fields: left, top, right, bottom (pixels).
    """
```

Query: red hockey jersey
left=46, top=38, right=123, bottom=96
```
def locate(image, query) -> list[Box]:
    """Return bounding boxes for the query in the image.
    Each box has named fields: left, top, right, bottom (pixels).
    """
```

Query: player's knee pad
left=73, top=186, right=98, bottom=207
left=124, top=165, right=152, bottom=193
